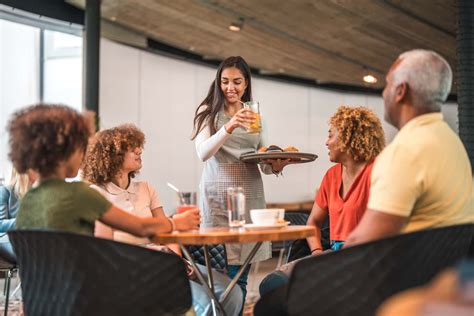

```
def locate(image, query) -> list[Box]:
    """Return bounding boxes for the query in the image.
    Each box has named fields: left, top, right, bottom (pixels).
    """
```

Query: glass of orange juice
left=176, top=192, right=198, bottom=214
left=243, top=101, right=261, bottom=134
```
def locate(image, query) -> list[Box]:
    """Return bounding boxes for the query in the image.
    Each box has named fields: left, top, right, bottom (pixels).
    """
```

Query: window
left=43, top=30, right=83, bottom=107
left=0, top=15, right=83, bottom=180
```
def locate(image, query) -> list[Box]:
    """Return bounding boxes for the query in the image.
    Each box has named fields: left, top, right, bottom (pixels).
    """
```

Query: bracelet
left=311, top=248, right=323, bottom=253
left=167, top=217, right=176, bottom=232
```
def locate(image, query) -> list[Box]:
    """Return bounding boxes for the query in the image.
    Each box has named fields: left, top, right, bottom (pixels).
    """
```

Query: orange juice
left=247, top=112, right=261, bottom=134
left=177, top=204, right=198, bottom=214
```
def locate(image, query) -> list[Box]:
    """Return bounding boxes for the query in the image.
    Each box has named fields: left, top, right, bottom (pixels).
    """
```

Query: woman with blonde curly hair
left=83, top=124, right=243, bottom=316
left=306, top=105, right=385, bottom=254
left=257, top=106, right=385, bottom=304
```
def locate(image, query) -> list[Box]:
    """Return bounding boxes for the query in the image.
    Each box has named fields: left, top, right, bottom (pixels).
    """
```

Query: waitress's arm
left=195, top=125, right=231, bottom=161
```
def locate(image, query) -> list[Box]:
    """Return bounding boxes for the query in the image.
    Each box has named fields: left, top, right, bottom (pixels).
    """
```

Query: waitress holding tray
left=191, top=56, right=285, bottom=306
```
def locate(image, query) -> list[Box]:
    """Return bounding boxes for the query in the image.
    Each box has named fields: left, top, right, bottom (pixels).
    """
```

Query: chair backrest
left=0, top=234, right=16, bottom=269
left=286, top=223, right=474, bottom=316
left=8, top=230, right=192, bottom=316
left=186, top=244, right=227, bottom=271
left=284, top=212, right=330, bottom=263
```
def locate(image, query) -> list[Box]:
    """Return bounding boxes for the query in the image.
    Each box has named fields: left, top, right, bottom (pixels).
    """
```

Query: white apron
left=199, top=111, right=271, bottom=265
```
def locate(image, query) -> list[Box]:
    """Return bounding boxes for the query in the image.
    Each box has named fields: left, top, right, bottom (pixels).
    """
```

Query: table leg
left=220, top=241, right=263, bottom=304
left=180, top=245, right=226, bottom=316
left=203, top=245, right=219, bottom=316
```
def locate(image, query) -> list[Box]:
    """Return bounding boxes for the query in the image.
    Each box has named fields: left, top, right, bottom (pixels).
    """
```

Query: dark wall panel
left=0, top=0, right=84, bottom=25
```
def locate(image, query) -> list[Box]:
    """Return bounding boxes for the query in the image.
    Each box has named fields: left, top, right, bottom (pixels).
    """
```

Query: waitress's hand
left=224, top=108, right=256, bottom=134
left=262, top=158, right=293, bottom=173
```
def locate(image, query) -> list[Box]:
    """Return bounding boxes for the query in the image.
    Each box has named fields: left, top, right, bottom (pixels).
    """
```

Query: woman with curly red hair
left=82, top=124, right=169, bottom=244
left=82, top=124, right=243, bottom=316
left=8, top=104, right=199, bottom=238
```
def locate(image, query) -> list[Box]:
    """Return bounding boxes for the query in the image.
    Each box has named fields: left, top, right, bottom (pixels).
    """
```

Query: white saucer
left=243, top=222, right=290, bottom=231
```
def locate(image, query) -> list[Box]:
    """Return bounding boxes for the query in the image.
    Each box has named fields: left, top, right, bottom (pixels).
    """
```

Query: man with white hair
left=345, top=49, right=474, bottom=246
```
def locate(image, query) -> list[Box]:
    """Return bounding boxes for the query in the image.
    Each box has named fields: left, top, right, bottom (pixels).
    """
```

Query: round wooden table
left=152, top=225, right=316, bottom=245
left=152, top=225, right=315, bottom=316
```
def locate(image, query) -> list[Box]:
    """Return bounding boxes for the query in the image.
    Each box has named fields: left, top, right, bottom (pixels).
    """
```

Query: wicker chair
left=255, top=223, right=474, bottom=316
left=8, top=230, right=192, bottom=316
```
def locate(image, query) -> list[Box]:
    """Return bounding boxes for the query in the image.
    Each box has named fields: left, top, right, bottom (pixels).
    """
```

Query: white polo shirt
left=369, top=113, right=474, bottom=232
left=91, top=181, right=162, bottom=245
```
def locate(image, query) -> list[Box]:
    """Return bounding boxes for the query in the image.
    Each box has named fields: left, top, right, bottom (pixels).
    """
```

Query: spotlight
left=229, top=17, right=244, bottom=32
left=363, top=74, right=377, bottom=84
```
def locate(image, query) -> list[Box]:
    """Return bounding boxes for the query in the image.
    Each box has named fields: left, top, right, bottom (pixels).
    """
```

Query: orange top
left=315, top=161, right=374, bottom=241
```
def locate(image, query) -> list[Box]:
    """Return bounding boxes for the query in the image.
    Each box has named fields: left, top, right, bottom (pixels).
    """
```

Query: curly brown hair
left=82, top=124, right=145, bottom=186
left=330, top=106, right=385, bottom=162
left=8, top=104, right=90, bottom=177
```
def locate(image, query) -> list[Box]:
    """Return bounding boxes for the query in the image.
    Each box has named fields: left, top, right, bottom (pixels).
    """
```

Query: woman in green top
left=7, top=104, right=200, bottom=236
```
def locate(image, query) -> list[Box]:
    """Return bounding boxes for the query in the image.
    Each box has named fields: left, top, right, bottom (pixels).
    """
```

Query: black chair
left=255, top=223, right=474, bottom=316
left=8, top=230, right=192, bottom=316
left=0, top=235, right=17, bottom=316
left=186, top=244, right=228, bottom=271
left=284, top=213, right=330, bottom=263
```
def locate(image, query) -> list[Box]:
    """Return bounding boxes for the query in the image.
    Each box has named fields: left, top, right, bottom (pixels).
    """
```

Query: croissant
left=258, top=145, right=283, bottom=152
left=283, top=146, right=299, bottom=152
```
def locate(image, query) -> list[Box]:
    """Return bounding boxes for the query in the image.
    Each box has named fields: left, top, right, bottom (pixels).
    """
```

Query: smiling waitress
left=191, top=56, right=283, bottom=306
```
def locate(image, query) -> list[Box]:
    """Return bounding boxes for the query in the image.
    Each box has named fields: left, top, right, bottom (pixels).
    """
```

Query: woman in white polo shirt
left=82, top=124, right=242, bottom=316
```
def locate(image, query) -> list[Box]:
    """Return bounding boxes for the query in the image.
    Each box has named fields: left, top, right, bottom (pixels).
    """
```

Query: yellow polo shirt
left=368, top=112, right=474, bottom=232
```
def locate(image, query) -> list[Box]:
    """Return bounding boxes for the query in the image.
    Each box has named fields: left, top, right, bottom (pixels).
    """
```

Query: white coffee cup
left=250, top=209, right=285, bottom=225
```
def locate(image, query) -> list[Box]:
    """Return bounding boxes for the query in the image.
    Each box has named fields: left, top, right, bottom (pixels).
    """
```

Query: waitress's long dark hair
left=191, top=56, right=253, bottom=139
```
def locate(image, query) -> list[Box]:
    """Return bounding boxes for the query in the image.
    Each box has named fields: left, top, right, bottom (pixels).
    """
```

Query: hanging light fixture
left=229, top=17, right=244, bottom=32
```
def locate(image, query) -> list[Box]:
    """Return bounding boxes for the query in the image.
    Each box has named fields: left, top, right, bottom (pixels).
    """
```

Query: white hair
left=392, top=49, right=452, bottom=111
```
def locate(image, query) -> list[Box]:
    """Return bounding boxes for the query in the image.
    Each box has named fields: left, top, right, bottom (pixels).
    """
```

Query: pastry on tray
left=283, top=146, right=299, bottom=152
left=258, top=145, right=299, bottom=153
left=258, top=145, right=282, bottom=153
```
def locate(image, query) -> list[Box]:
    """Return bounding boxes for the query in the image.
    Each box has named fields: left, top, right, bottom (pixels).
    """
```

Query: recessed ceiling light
left=363, top=74, right=377, bottom=84
left=110, top=16, right=117, bottom=21
left=229, top=17, right=244, bottom=32
left=229, top=24, right=241, bottom=32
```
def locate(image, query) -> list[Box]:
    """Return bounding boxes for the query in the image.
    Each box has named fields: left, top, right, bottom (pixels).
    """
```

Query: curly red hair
left=82, top=124, right=145, bottom=186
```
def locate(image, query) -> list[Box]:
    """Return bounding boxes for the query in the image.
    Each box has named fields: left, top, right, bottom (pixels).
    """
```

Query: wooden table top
left=152, top=225, right=316, bottom=245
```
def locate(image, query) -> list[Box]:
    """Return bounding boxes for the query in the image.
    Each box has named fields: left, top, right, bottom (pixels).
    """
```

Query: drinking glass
left=243, top=101, right=261, bottom=134
left=177, top=192, right=198, bottom=214
left=227, top=187, right=246, bottom=227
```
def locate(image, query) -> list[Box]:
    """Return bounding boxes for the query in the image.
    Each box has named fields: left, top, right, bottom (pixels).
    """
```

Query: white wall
left=99, top=39, right=458, bottom=213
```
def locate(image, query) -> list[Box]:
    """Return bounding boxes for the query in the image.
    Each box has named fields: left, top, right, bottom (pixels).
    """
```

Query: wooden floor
left=244, top=257, right=279, bottom=316
left=0, top=273, right=22, bottom=316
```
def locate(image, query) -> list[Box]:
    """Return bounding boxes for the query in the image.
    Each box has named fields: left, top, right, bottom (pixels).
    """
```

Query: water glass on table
left=227, top=187, right=246, bottom=228
left=177, top=192, right=198, bottom=214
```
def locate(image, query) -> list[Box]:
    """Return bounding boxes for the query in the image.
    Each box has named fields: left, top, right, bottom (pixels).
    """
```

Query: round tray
left=240, top=151, right=318, bottom=164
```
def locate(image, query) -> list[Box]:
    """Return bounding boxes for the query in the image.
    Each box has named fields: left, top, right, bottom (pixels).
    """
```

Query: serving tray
left=240, top=151, right=318, bottom=164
